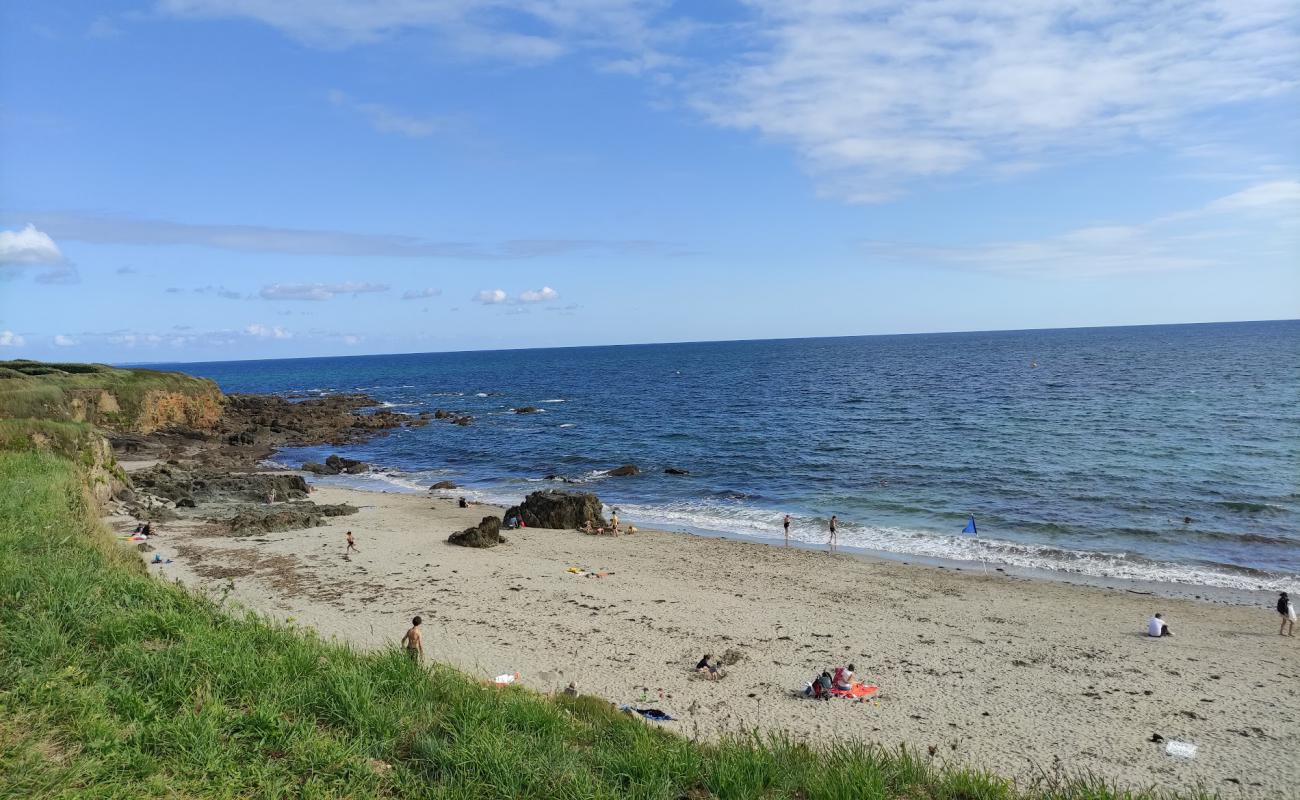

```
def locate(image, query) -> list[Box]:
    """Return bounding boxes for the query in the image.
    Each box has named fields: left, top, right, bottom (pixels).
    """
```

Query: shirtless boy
left=345, top=530, right=359, bottom=557
left=401, top=616, right=424, bottom=663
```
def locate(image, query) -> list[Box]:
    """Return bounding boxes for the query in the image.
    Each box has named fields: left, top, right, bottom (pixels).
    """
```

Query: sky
left=1, top=0, right=1297, bottom=362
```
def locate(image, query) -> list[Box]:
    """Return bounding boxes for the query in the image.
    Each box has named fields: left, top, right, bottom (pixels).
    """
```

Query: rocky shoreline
left=109, top=391, right=431, bottom=538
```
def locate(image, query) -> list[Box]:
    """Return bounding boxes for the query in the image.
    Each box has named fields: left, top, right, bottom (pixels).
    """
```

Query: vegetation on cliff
left=0, top=359, right=223, bottom=433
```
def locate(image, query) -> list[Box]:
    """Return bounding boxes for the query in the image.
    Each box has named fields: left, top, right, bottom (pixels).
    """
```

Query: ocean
left=149, top=320, right=1300, bottom=593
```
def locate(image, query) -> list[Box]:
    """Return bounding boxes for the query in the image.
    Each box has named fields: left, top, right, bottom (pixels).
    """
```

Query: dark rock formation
left=447, top=515, right=504, bottom=548
left=302, top=454, right=369, bottom=475
left=433, top=409, right=474, bottom=426
left=664, top=467, right=690, bottom=475
left=503, top=491, right=606, bottom=530
left=514, top=406, right=541, bottom=414
left=222, top=501, right=357, bottom=535
left=430, top=480, right=458, bottom=490
left=606, top=464, right=640, bottom=477
left=130, top=464, right=310, bottom=507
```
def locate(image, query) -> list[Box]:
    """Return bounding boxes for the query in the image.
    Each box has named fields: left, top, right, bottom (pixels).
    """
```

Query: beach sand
left=118, top=485, right=1300, bottom=797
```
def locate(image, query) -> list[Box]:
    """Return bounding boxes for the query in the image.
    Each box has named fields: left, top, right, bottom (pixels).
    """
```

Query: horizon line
left=113, top=316, right=1300, bottom=368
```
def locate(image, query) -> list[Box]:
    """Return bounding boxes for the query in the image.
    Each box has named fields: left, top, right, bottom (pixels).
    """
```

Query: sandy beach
left=116, top=483, right=1300, bottom=797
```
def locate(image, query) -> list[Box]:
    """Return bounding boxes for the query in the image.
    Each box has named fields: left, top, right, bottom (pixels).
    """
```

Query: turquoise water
left=151, top=320, right=1300, bottom=591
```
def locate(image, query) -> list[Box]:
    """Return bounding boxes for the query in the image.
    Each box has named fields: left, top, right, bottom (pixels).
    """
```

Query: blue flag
left=962, top=516, right=977, bottom=535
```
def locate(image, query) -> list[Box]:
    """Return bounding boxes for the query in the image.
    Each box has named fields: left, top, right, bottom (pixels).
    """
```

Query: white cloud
left=87, top=16, right=122, bottom=38
left=1204, top=180, right=1300, bottom=215
left=328, top=90, right=442, bottom=138
left=24, top=212, right=677, bottom=259
left=689, top=1, right=1300, bottom=201
left=52, top=334, right=78, bottom=347
left=474, top=288, right=508, bottom=304
left=0, top=330, right=26, bottom=347
left=866, top=180, right=1299, bottom=277
left=0, top=224, right=64, bottom=266
left=155, top=2, right=1299, bottom=202
left=245, top=323, right=292, bottom=339
left=341, top=334, right=363, bottom=345
left=260, top=282, right=389, bottom=301
left=401, top=287, right=442, bottom=300
left=157, top=0, right=670, bottom=63
left=519, top=286, right=559, bottom=303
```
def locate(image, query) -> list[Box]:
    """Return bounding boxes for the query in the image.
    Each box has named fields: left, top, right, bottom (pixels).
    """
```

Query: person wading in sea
left=828, top=515, right=838, bottom=551
left=783, top=514, right=792, bottom=546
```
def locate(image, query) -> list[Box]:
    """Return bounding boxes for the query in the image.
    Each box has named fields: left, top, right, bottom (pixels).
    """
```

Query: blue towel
left=620, top=705, right=675, bottom=721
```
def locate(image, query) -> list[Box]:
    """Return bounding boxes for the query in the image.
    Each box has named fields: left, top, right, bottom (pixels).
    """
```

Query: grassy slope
left=0, top=360, right=220, bottom=431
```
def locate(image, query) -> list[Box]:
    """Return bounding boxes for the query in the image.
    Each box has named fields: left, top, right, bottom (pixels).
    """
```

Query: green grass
left=0, top=454, right=1210, bottom=799
left=0, top=360, right=221, bottom=431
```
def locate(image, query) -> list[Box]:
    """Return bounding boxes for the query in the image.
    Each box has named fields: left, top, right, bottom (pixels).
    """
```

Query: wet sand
left=116, top=485, right=1300, bottom=797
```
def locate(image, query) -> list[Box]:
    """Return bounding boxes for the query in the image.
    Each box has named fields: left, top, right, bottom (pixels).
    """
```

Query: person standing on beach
left=783, top=514, right=791, bottom=546
left=1279, top=592, right=1296, bottom=637
left=828, top=515, right=838, bottom=551
left=345, top=530, right=359, bottom=557
left=401, top=616, right=424, bottom=663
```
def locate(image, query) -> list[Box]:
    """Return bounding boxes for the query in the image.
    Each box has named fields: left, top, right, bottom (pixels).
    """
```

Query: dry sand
left=117, top=485, right=1300, bottom=797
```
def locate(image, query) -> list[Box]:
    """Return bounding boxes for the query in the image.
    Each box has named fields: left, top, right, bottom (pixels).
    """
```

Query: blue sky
left=1, top=0, right=1297, bottom=361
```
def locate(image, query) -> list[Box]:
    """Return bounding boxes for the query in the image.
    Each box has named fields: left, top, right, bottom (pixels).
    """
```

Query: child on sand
left=1279, top=592, right=1296, bottom=637
left=401, top=616, right=424, bottom=663
left=345, top=530, right=359, bottom=557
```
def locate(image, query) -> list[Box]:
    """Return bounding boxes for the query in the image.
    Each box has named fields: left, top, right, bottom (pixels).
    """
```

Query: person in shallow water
left=1147, top=613, right=1173, bottom=637
left=1279, top=592, right=1296, bottom=637
left=783, top=514, right=791, bottom=545
left=828, top=515, right=838, bottom=551
left=401, top=616, right=424, bottom=663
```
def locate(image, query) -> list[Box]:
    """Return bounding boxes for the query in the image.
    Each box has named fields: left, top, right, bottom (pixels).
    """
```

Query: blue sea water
left=149, top=321, right=1300, bottom=592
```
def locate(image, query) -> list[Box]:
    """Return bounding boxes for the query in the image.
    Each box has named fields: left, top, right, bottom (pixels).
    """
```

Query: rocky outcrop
left=130, top=464, right=310, bottom=508
left=430, top=480, right=458, bottom=490
left=606, top=464, right=640, bottom=477
left=218, top=394, right=422, bottom=453
left=447, top=515, right=504, bottom=548
left=664, top=467, right=690, bottom=475
left=222, top=501, right=357, bottom=535
left=302, top=454, right=369, bottom=475
left=503, top=491, right=606, bottom=530
left=433, top=409, right=474, bottom=426
left=514, top=406, right=541, bottom=414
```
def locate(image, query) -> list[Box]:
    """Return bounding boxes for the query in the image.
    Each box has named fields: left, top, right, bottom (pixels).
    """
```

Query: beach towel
left=830, top=684, right=879, bottom=699
left=620, top=705, right=675, bottom=721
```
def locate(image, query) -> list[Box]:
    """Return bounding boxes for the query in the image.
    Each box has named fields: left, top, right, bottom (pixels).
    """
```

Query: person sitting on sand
left=458, top=497, right=469, bottom=509
left=1148, top=613, right=1173, bottom=637
left=580, top=520, right=595, bottom=534
left=625, top=525, right=637, bottom=534
left=814, top=670, right=833, bottom=700
left=696, top=655, right=719, bottom=679
left=1279, top=592, right=1296, bottom=637
left=833, top=664, right=856, bottom=691
left=401, top=616, right=424, bottom=664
